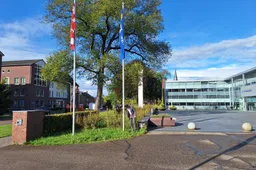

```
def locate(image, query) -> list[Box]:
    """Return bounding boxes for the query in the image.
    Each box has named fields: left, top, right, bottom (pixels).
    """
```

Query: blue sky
left=1, top=0, right=256, bottom=96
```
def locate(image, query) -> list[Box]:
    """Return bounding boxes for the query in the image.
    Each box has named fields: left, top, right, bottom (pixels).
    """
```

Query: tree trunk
left=95, top=65, right=104, bottom=111
left=95, top=83, right=103, bottom=111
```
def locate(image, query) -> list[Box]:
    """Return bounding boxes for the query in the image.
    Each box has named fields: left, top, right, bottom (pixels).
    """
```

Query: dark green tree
left=43, top=0, right=171, bottom=110
left=0, top=82, right=13, bottom=115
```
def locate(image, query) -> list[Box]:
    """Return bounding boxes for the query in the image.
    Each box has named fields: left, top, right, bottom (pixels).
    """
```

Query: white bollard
left=188, top=122, right=196, bottom=130
left=242, top=123, right=253, bottom=131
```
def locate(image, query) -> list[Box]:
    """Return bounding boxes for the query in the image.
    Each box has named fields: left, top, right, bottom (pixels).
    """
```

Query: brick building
left=1, top=59, right=50, bottom=110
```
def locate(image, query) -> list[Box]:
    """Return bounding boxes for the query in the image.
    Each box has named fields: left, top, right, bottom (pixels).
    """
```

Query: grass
left=0, top=124, right=12, bottom=138
left=27, top=128, right=146, bottom=146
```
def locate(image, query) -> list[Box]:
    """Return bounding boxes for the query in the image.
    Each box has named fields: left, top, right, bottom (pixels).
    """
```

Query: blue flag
left=119, top=3, right=125, bottom=63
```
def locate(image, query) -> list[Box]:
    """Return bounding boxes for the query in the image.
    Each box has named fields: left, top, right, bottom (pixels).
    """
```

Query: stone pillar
left=12, top=110, right=45, bottom=144
left=231, top=78, right=234, bottom=108
left=243, top=97, right=247, bottom=111
left=138, top=70, right=143, bottom=108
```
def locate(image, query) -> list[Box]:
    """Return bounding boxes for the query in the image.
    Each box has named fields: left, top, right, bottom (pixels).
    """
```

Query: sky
left=1, top=0, right=256, bottom=96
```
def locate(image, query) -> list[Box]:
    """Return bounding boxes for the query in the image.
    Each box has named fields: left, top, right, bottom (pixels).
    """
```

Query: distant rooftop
left=2, top=59, right=44, bottom=66
left=0, top=51, right=4, bottom=57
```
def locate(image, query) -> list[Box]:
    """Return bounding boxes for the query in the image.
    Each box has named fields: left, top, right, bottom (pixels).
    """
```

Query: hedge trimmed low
left=44, top=111, right=98, bottom=136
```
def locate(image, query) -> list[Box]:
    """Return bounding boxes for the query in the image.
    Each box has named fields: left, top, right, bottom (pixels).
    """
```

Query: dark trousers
left=130, top=118, right=136, bottom=131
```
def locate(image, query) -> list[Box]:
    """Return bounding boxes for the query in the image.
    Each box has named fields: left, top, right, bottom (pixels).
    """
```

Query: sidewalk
left=0, top=136, right=11, bottom=148
left=0, top=120, right=12, bottom=125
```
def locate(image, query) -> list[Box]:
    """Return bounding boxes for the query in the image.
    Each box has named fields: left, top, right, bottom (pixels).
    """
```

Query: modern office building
left=165, top=67, right=256, bottom=111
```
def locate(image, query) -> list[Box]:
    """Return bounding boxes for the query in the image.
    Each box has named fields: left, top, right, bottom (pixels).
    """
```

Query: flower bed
left=149, top=114, right=175, bottom=127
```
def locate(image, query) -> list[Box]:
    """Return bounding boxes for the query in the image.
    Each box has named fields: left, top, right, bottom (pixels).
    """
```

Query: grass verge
left=0, top=124, right=12, bottom=138
left=27, top=128, right=146, bottom=146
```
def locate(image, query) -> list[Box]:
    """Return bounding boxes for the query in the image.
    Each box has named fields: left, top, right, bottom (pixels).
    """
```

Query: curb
left=146, top=131, right=227, bottom=135
left=146, top=131, right=256, bottom=135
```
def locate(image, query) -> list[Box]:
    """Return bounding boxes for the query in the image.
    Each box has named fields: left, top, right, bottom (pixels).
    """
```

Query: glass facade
left=165, top=67, right=256, bottom=111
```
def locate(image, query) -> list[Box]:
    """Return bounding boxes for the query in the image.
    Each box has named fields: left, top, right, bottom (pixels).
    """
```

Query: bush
left=169, top=105, right=177, bottom=110
left=151, top=114, right=170, bottom=118
left=43, top=111, right=98, bottom=135
left=84, top=113, right=106, bottom=129
left=158, top=103, right=166, bottom=110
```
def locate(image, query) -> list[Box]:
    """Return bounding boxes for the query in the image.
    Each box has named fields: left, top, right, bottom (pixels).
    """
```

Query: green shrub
left=169, top=105, right=177, bottom=110
left=84, top=113, right=106, bottom=129
left=158, top=103, right=166, bottom=110
left=43, top=111, right=98, bottom=136
left=151, top=114, right=170, bottom=118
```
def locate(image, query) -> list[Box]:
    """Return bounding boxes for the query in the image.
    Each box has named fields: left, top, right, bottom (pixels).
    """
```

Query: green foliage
left=27, top=128, right=146, bottom=146
left=151, top=114, right=170, bottom=118
left=169, top=105, right=177, bottom=110
left=158, top=103, right=166, bottom=110
left=0, top=124, right=12, bottom=138
left=84, top=113, right=106, bottom=129
left=44, top=0, right=171, bottom=110
left=43, top=111, right=97, bottom=136
left=0, top=82, right=12, bottom=115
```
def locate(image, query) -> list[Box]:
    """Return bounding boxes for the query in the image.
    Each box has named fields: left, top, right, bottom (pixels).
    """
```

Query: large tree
left=0, top=82, right=12, bottom=115
left=107, top=60, right=170, bottom=104
left=44, top=0, right=171, bottom=110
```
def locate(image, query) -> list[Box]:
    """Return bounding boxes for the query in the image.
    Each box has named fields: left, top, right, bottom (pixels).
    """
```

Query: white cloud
left=167, top=64, right=253, bottom=81
left=77, top=79, right=108, bottom=97
left=168, top=35, right=256, bottom=68
left=0, top=16, right=53, bottom=61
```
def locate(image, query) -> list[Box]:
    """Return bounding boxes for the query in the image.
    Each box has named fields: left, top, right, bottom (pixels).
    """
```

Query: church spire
left=173, top=69, right=178, bottom=81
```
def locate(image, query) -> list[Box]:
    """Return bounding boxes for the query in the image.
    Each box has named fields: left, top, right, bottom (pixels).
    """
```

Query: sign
left=16, top=119, right=23, bottom=126
left=241, top=84, right=256, bottom=97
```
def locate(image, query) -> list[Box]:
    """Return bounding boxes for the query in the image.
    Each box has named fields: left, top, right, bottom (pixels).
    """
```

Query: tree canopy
left=43, top=0, right=171, bottom=110
left=0, top=82, right=12, bottom=115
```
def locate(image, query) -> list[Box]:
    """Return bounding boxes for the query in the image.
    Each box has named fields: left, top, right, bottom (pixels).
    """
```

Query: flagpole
left=72, top=0, right=76, bottom=136
left=121, top=2, right=125, bottom=131
left=122, top=58, right=125, bottom=131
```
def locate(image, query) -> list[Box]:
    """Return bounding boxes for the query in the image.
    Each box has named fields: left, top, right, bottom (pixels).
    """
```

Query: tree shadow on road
left=189, top=135, right=256, bottom=170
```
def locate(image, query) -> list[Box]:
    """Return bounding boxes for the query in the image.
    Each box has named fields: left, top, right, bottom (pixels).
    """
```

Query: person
left=65, top=104, right=70, bottom=113
left=126, top=105, right=136, bottom=131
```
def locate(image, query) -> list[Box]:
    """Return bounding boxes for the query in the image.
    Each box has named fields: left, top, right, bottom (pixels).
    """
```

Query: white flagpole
left=72, top=0, right=76, bottom=136
left=122, top=58, right=125, bottom=131
left=122, top=2, right=125, bottom=131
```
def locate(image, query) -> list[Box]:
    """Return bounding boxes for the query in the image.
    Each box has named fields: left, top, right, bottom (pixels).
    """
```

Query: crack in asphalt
left=188, top=135, right=256, bottom=169
left=124, top=140, right=132, bottom=161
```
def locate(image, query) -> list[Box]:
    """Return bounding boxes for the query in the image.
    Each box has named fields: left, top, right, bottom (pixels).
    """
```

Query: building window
left=36, top=89, right=40, bottom=97
left=14, top=77, right=20, bottom=85
left=13, top=100, right=18, bottom=107
left=20, top=88, right=25, bottom=96
left=36, top=101, right=39, bottom=107
left=19, top=100, right=24, bottom=107
left=14, top=89, right=19, bottom=96
left=3, top=77, right=9, bottom=84
left=40, top=89, right=44, bottom=97
left=21, top=77, right=26, bottom=85
left=40, top=101, right=44, bottom=107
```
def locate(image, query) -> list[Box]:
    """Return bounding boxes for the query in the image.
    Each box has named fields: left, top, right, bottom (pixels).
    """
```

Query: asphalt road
left=0, top=133, right=255, bottom=170
left=153, top=110, right=256, bottom=133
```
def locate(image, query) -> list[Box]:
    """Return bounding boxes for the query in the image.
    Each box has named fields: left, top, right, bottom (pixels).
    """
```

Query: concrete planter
left=149, top=117, right=175, bottom=127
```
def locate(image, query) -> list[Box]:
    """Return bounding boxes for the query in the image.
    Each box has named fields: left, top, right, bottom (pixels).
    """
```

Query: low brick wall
left=12, top=110, right=45, bottom=144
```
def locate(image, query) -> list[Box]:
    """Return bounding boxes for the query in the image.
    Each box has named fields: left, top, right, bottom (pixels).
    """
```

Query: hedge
left=43, top=111, right=98, bottom=136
